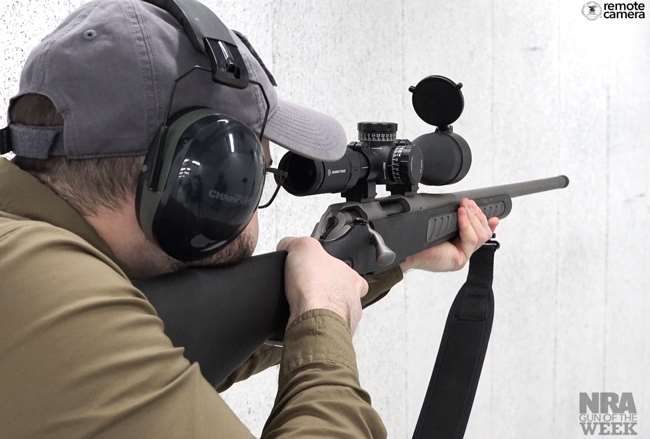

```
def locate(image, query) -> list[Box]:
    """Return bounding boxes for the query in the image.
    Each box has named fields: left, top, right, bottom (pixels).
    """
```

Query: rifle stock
left=135, top=251, right=288, bottom=386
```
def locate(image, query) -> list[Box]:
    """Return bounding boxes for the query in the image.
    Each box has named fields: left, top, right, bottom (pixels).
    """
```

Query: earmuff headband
left=144, top=0, right=249, bottom=88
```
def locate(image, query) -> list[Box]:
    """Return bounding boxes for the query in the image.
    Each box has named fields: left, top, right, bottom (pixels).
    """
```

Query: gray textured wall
left=2, top=1, right=649, bottom=438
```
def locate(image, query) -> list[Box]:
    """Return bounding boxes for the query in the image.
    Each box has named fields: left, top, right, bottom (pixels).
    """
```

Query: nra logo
left=579, top=392, right=638, bottom=436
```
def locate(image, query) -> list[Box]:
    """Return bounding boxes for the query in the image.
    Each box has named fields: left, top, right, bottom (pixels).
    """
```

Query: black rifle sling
left=412, top=240, right=499, bottom=439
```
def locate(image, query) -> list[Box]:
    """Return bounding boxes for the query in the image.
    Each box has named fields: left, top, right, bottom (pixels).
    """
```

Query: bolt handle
left=356, top=219, right=397, bottom=269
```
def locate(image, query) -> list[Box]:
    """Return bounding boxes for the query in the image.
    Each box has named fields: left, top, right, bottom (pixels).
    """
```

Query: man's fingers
left=488, top=217, right=500, bottom=232
left=277, top=236, right=298, bottom=252
left=470, top=201, right=490, bottom=230
left=467, top=200, right=494, bottom=244
left=467, top=204, right=488, bottom=242
left=458, top=206, right=479, bottom=256
left=357, top=276, right=370, bottom=298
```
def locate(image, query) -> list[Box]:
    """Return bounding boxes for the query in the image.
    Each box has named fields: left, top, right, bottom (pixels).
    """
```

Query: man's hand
left=400, top=198, right=499, bottom=273
left=278, top=237, right=369, bottom=334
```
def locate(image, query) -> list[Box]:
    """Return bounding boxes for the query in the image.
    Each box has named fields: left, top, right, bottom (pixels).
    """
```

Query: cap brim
left=263, top=99, right=348, bottom=161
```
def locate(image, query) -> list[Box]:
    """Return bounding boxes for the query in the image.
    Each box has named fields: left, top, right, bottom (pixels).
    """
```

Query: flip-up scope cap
left=409, top=75, right=464, bottom=127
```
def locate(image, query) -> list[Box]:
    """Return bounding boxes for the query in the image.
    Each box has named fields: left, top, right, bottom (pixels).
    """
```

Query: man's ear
left=261, top=137, right=272, bottom=168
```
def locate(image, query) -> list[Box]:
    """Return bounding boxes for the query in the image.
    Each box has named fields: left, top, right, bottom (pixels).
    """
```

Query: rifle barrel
left=453, top=175, right=569, bottom=200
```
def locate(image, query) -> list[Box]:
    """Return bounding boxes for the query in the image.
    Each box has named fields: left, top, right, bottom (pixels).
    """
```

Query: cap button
left=83, top=29, right=97, bottom=41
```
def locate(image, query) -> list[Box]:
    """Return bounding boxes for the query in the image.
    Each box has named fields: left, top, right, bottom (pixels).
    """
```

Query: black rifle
left=136, top=76, right=569, bottom=438
left=136, top=175, right=567, bottom=380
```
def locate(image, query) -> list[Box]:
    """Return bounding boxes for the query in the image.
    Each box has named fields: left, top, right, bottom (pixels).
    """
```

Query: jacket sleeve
left=216, top=344, right=283, bottom=392
left=262, top=309, right=387, bottom=438
left=217, top=265, right=404, bottom=393
left=0, top=221, right=387, bottom=439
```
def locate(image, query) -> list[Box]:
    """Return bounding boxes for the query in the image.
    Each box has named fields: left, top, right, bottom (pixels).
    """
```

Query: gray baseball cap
left=5, top=0, right=347, bottom=161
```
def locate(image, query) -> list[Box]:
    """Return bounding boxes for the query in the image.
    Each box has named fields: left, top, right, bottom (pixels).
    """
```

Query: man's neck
left=84, top=200, right=178, bottom=279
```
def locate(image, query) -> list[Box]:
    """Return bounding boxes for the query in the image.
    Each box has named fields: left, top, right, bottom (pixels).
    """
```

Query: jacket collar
left=0, top=157, right=118, bottom=265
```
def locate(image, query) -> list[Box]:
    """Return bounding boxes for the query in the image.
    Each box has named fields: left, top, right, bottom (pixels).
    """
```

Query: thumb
left=277, top=236, right=298, bottom=252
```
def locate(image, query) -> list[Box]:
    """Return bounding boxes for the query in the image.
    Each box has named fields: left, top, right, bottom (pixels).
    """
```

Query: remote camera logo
left=583, top=1, right=603, bottom=19
left=582, top=2, right=646, bottom=19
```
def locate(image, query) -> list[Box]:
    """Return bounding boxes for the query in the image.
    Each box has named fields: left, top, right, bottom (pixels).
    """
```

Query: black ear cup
left=137, top=109, right=265, bottom=261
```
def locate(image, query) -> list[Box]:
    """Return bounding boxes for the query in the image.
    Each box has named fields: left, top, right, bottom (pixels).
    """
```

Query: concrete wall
left=1, top=1, right=648, bottom=437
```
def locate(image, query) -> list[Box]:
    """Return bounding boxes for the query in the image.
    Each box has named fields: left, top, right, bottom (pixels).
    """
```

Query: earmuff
left=136, top=0, right=267, bottom=262
left=136, top=109, right=265, bottom=262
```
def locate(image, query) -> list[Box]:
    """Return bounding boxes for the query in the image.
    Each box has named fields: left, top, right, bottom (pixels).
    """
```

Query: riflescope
left=276, top=75, right=472, bottom=202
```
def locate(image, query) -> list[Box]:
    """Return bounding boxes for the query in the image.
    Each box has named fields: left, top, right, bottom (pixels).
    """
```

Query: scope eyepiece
left=276, top=151, right=364, bottom=196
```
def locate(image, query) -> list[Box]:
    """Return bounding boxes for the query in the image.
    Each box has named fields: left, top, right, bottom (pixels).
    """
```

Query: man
left=0, top=1, right=498, bottom=438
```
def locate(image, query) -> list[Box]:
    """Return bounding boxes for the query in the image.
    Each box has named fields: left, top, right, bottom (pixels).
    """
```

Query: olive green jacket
left=0, top=158, right=402, bottom=438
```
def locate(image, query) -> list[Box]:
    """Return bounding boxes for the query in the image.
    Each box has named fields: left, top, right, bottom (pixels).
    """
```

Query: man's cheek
left=246, top=211, right=260, bottom=248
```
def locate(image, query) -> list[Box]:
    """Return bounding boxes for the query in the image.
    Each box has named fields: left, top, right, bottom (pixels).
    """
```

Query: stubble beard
left=130, top=215, right=259, bottom=279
